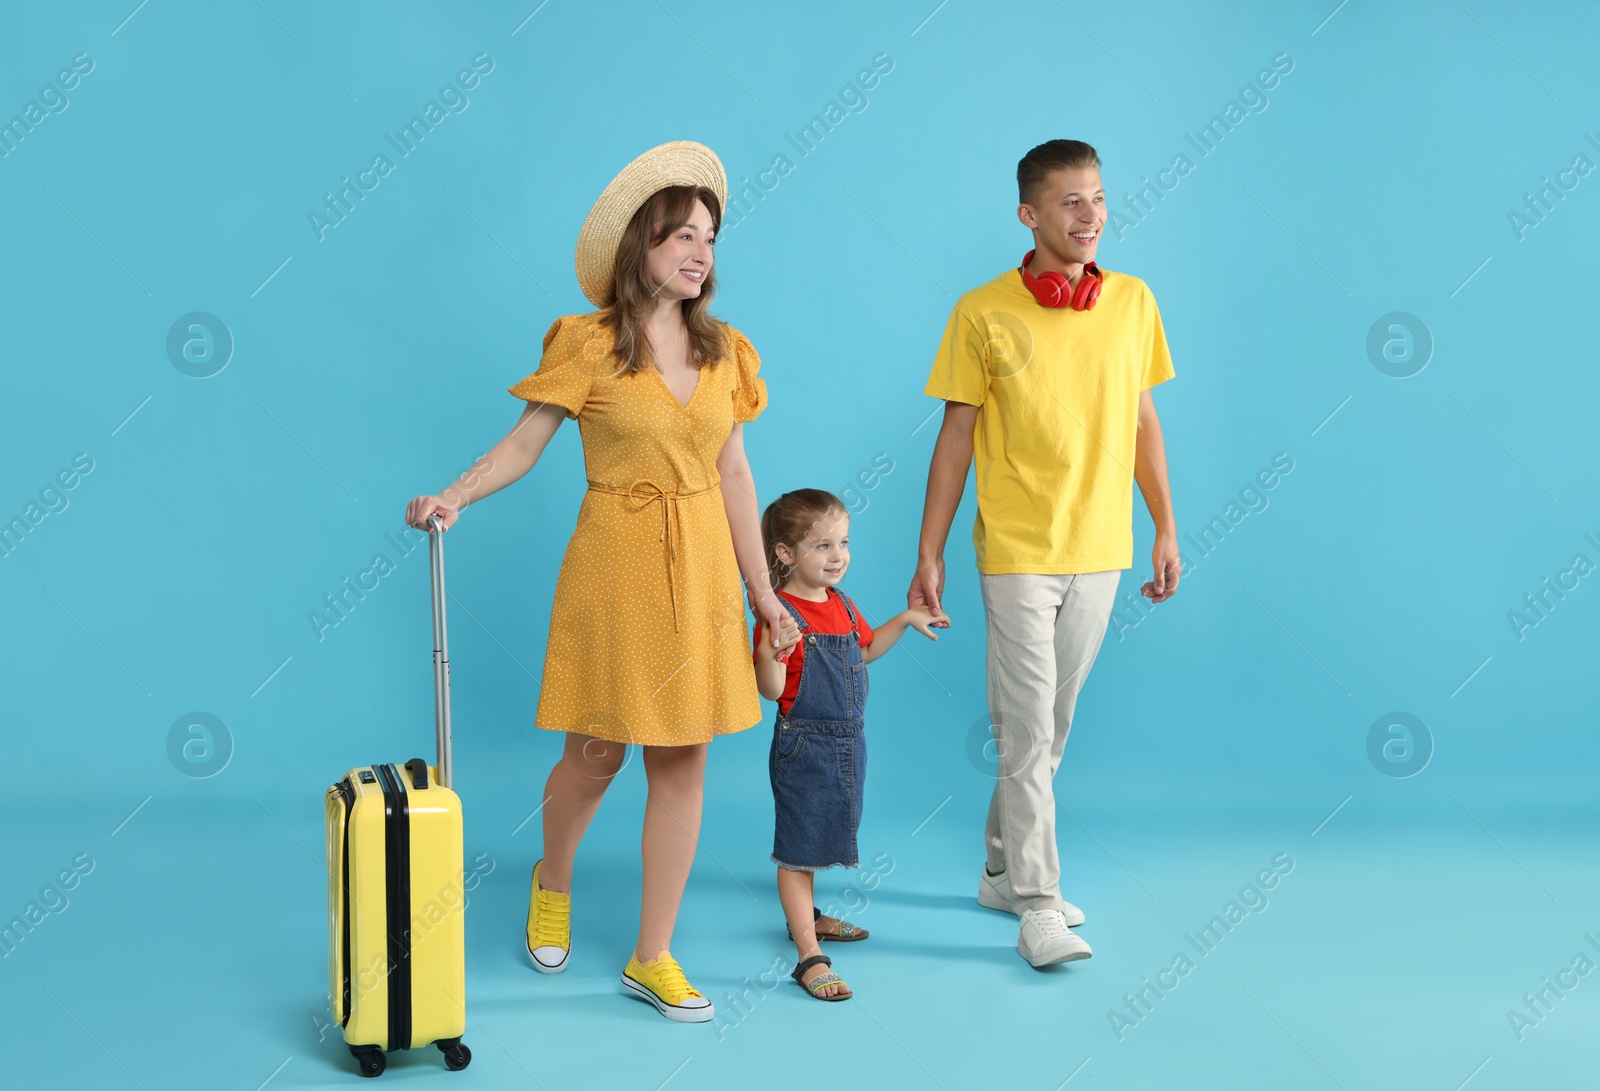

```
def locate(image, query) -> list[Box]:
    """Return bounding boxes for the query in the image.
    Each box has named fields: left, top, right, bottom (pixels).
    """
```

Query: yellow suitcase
left=325, top=516, right=470, bottom=1078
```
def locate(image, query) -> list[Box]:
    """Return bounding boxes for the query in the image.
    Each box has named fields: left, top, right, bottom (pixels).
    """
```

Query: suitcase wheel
left=437, top=1039, right=472, bottom=1071
left=350, top=1046, right=386, bottom=1078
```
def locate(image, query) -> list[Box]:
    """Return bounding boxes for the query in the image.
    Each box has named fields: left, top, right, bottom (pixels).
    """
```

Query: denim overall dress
left=769, top=587, right=868, bottom=870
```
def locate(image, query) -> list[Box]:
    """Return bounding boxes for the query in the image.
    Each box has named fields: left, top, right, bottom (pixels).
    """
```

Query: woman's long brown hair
left=598, top=184, right=730, bottom=377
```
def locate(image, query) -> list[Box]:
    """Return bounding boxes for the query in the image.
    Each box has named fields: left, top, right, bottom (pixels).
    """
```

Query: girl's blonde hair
left=759, top=489, right=849, bottom=592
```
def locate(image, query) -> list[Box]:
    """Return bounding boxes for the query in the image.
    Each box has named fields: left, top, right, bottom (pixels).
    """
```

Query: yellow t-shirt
left=924, top=267, right=1175, bottom=574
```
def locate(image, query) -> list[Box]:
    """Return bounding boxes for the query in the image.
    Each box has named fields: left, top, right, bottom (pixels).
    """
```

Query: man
left=908, top=139, right=1179, bottom=967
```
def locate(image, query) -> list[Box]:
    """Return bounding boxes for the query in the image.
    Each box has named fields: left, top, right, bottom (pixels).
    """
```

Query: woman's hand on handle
left=398, top=402, right=566, bottom=534
left=405, top=496, right=459, bottom=532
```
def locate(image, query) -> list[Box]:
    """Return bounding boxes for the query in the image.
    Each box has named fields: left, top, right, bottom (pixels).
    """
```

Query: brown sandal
left=787, top=905, right=870, bottom=942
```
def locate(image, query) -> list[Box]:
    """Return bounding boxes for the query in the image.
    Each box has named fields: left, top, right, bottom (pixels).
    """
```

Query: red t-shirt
left=752, top=588, right=875, bottom=717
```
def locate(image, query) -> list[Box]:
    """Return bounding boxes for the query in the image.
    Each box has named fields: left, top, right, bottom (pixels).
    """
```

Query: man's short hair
left=1017, top=139, right=1101, bottom=206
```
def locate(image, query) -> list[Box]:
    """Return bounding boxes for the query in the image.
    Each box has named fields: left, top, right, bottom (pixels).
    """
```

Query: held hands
left=1140, top=534, right=1181, bottom=604
left=859, top=601, right=951, bottom=665
left=749, top=588, right=798, bottom=663
left=405, top=495, right=459, bottom=532
left=902, top=604, right=951, bottom=640
left=907, top=555, right=947, bottom=620
left=770, top=614, right=802, bottom=659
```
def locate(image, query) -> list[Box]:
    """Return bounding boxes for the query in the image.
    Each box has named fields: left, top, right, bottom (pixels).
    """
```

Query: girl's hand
left=775, top=613, right=802, bottom=652
left=905, top=604, right=951, bottom=639
left=754, top=614, right=803, bottom=661
left=405, top=495, right=459, bottom=532
left=750, top=590, right=795, bottom=662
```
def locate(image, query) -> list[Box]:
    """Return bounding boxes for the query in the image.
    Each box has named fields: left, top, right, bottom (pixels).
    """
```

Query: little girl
left=752, top=488, right=949, bottom=1001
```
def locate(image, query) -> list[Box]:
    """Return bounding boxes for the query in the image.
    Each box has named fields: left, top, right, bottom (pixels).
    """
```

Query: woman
left=404, top=141, right=787, bottom=1023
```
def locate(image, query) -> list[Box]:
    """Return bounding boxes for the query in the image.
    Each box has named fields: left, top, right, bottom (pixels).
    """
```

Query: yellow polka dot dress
left=507, top=312, right=768, bottom=746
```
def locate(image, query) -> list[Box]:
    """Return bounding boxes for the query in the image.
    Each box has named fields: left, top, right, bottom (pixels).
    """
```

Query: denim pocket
left=774, top=724, right=806, bottom=766
left=850, top=661, right=869, bottom=713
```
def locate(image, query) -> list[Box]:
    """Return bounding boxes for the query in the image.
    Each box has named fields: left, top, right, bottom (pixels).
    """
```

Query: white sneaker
left=979, top=867, right=1085, bottom=926
left=1018, top=908, right=1093, bottom=967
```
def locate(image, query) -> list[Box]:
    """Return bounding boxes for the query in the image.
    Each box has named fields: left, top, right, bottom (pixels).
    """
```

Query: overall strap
left=775, top=591, right=809, bottom=630
left=831, top=586, right=860, bottom=631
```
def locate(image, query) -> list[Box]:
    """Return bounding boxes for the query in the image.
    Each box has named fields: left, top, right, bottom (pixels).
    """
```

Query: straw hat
left=574, top=140, right=729, bottom=307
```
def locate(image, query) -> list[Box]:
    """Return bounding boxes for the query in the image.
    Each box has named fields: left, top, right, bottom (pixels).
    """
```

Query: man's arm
left=909, top=401, right=978, bottom=617
left=1133, top=388, right=1179, bottom=602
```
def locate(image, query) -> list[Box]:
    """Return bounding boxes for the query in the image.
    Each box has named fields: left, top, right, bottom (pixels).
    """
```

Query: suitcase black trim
left=376, top=763, right=413, bottom=1052
left=336, top=776, right=356, bottom=1027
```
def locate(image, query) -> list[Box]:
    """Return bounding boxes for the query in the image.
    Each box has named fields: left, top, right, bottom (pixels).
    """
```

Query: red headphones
left=1018, top=249, right=1103, bottom=311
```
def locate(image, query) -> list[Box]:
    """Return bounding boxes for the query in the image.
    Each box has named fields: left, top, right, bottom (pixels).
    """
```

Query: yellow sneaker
left=525, top=859, right=570, bottom=974
left=621, top=949, right=715, bottom=1022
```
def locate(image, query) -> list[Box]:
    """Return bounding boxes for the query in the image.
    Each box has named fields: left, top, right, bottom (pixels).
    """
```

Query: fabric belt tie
left=586, top=479, right=719, bottom=633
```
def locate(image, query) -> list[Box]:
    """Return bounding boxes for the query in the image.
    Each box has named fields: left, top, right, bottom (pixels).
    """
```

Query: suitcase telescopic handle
left=427, top=514, right=454, bottom=789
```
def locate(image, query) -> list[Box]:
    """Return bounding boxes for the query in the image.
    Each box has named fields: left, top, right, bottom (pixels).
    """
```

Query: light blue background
left=3, top=1, right=1597, bottom=1088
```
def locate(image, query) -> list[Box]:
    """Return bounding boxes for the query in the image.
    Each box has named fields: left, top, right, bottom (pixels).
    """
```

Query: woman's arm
left=752, top=620, right=789, bottom=699
left=405, top=401, right=566, bottom=530
left=717, top=422, right=788, bottom=652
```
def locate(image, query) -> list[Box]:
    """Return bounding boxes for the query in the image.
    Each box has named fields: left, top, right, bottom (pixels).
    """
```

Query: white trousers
left=979, top=570, right=1121, bottom=913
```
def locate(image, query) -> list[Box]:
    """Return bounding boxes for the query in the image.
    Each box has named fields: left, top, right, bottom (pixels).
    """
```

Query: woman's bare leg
left=636, top=741, right=707, bottom=959
left=538, top=732, right=627, bottom=892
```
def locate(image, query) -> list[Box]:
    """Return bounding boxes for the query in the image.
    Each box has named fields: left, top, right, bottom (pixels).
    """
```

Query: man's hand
left=908, top=555, right=947, bottom=619
left=1141, top=534, right=1181, bottom=603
